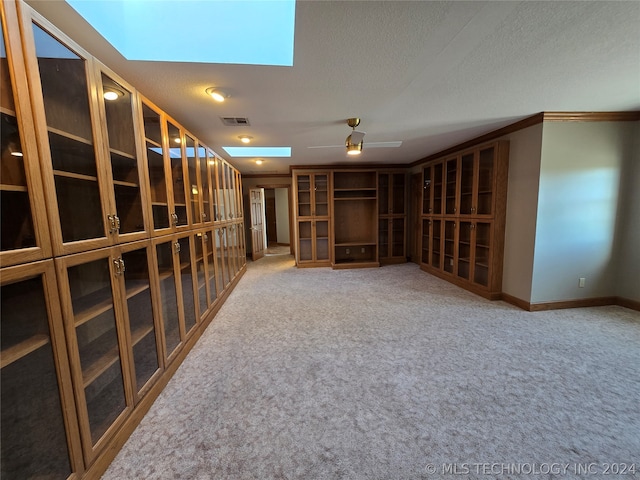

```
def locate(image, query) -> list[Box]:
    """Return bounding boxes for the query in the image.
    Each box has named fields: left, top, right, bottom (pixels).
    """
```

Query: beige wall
left=500, top=123, right=543, bottom=302
left=531, top=121, right=636, bottom=303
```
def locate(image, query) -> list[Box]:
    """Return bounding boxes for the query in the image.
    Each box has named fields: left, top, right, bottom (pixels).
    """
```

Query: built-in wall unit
left=0, top=2, right=246, bottom=478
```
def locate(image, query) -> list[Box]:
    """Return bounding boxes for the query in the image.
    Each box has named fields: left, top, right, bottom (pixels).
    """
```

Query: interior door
left=249, top=188, right=265, bottom=261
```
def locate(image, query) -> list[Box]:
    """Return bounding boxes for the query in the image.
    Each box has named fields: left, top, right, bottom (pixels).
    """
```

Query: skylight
left=66, top=0, right=295, bottom=66
left=222, top=147, right=291, bottom=157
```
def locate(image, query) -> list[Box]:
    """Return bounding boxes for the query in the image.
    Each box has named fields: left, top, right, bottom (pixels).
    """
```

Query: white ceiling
left=26, top=1, right=640, bottom=175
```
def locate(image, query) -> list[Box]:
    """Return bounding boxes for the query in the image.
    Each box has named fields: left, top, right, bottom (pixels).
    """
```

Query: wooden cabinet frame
left=419, top=141, right=509, bottom=299
left=293, top=171, right=332, bottom=266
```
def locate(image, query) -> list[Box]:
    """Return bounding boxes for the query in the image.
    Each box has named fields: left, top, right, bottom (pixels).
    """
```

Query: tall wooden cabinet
left=293, top=171, right=331, bottom=266
left=378, top=171, right=406, bottom=264
left=420, top=141, right=509, bottom=299
left=0, top=2, right=246, bottom=478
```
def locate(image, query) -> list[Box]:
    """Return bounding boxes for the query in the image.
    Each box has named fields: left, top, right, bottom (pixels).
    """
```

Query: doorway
left=262, top=187, right=291, bottom=254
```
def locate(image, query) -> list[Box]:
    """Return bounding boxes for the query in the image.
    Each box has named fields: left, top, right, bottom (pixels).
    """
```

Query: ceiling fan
left=308, top=118, right=402, bottom=156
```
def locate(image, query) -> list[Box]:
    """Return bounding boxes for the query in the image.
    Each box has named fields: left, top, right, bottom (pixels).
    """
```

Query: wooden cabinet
left=293, top=172, right=331, bottom=266
left=378, top=172, right=406, bottom=264
left=0, top=8, right=51, bottom=268
left=419, top=141, right=509, bottom=299
left=1, top=2, right=247, bottom=477
left=332, top=171, right=378, bottom=268
left=1, top=260, right=82, bottom=478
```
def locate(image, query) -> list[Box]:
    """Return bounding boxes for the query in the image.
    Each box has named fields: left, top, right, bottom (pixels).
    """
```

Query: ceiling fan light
left=346, top=142, right=362, bottom=155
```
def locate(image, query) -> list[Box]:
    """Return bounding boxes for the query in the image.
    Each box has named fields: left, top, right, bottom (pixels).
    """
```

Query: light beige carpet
left=102, top=254, right=640, bottom=479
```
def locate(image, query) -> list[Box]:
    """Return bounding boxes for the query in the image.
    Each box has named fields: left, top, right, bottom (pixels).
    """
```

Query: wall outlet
left=579, top=277, right=586, bottom=288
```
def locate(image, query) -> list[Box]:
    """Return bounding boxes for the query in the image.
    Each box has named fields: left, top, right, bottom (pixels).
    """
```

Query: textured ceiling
left=26, top=1, right=640, bottom=174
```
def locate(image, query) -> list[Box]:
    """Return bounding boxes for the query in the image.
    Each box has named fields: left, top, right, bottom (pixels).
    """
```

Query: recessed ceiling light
left=238, top=135, right=253, bottom=144
left=206, top=87, right=229, bottom=102
left=255, top=159, right=263, bottom=165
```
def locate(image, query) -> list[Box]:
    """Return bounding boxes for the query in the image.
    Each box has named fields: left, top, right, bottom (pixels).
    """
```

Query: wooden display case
left=0, top=7, right=51, bottom=268
left=293, top=171, right=331, bottom=267
left=419, top=141, right=509, bottom=299
left=378, top=172, right=406, bottom=264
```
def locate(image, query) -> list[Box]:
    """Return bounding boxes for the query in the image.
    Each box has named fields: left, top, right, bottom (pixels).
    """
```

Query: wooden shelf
left=125, top=280, right=150, bottom=300
left=0, top=183, right=28, bottom=192
left=334, top=242, right=376, bottom=247
left=73, top=288, right=114, bottom=327
left=130, top=324, right=154, bottom=347
left=48, top=126, right=92, bottom=146
left=109, top=147, right=135, bottom=159
left=334, top=196, right=376, bottom=201
left=113, top=180, right=138, bottom=188
left=53, top=169, right=98, bottom=182
left=0, top=334, right=50, bottom=369
left=82, top=343, right=120, bottom=388
left=0, top=105, right=16, bottom=116
left=145, top=137, right=162, bottom=148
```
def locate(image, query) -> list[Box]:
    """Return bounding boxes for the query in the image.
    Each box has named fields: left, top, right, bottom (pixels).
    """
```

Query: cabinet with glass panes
left=378, top=172, right=406, bottom=264
left=292, top=171, right=331, bottom=266
left=3, top=2, right=247, bottom=477
left=1, top=260, right=83, bottom=478
left=0, top=10, right=51, bottom=267
left=419, top=141, right=509, bottom=299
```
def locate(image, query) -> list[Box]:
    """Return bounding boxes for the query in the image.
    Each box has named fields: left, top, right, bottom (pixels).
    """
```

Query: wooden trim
left=409, top=113, right=543, bottom=168
left=242, top=173, right=292, bottom=179
left=543, top=111, right=640, bottom=122
left=83, top=265, right=246, bottom=480
left=529, top=296, right=617, bottom=312
left=500, top=292, right=532, bottom=311
left=614, top=297, right=640, bottom=312
left=290, top=164, right=410, bottom=173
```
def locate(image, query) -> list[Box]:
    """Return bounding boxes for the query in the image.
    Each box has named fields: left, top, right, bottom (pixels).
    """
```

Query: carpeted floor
left=102, top=254, right=640, bottom=479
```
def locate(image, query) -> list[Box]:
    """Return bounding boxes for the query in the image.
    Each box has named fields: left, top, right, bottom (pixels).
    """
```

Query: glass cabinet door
left=214, top=228, right=226, bottom=293
left=477, top=146, right=495, bottom=215
left=391, top=218, right=405, bottom=257
left=431, top=219, right=442, bottom=269
left=378, top=174, right=389, bottom=215
left=194, top=232, right=208, bottom=319
left=215, top=159, right=226, bottom=221
left=378, top=218, right=389, bottom=258
left=421, top=219, right=431, bottom=265
left=62, top=254, right=129, bottom=451
left=422, top=166, right=432, bottom=215
left=296, top=175, right=311, bottom=217
left=200, top=148, right=212, bottom=224
left=100, top=73, right=145, bottom=238
left=31, top=23, right=108, bottom=248
left=204, top=229, right=218, bottom=305
left=445, top=157, right=458, bottom=215
left=459, top=152, right=475, bottom=215
left=314, top=220, right=329, bottom=261
left=313, top=174, right=328, bottom=217
left=167, top=122, right=187, bottom=227
left=1, top=21, right=50, bottom=267
left=224, top=162, right=235, bottom=220
left=155, top=241, right=181, bottom=359
left=177, top=236, right=197, bottom=335
left=120, top=245, right=160, bottom=396
left=298, top=221, right=312, bottom=261
left=391, top=173, right=405, bottom=214
left=1, top=263, right=77, bottom=478
left=457, top=221, right=472, bottom=280
left=185, top=135, right=201, bottom=226
left=444, top=220, right=456, bottom=274
left=142, top=102, right=170, bottom=231
left=473, top=222, right=492, bottom=287
left=432, top=163, right=443, bottom=215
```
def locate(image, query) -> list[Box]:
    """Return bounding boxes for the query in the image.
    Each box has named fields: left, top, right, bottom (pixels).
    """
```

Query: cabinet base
left=419, top=263, right=501, bottom=300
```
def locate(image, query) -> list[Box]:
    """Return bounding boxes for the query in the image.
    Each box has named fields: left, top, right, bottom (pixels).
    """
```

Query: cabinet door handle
left=113, top=257, right=122, bottom=276
left=174, top=241, right=181, bottom=253
left=202, top=212, right=207, bottom=220
left=203, top=233, right=209, bottom=242
left=107, top=215, right=117, bottom=234
left=119, top=258, right=125, bottom=274
left=114, top=215, right=121, bottom=232
left=171, top=213, right=179, bottom=226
